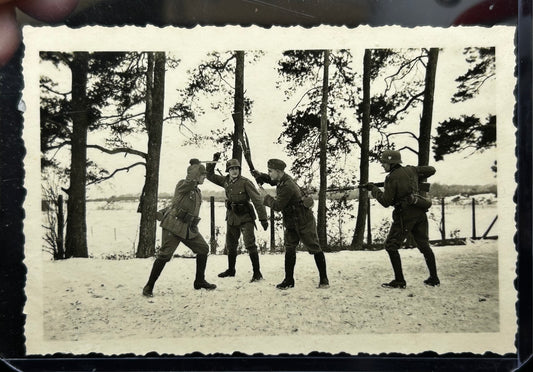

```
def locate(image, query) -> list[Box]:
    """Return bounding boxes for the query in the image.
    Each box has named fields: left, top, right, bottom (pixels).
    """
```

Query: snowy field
left=40, top=240, right=499, bottom=347
left=71, top=195, right=498, bottom=258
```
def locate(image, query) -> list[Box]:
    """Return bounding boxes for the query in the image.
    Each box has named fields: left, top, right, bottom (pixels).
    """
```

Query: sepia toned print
left=22, top=25, right=516, bottom=355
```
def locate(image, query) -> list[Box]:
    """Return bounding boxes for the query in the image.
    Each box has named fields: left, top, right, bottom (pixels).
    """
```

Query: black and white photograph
left=22, top=25, right=516, bottom=355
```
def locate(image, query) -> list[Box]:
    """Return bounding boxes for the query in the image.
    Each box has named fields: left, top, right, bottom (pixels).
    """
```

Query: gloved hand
left=250, top=169, right=261, bottom=178
left=361, top=182, right=375, bottom=191
left=213, top=152, right=221, bottom=161
left=260, top=220, right=269, bottom=231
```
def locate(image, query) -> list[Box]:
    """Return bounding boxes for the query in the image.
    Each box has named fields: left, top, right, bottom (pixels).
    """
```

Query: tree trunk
left=232, top=51, right=244, bottom=163
left=56, top=194, right=65, bottom=259
left=65, top=52, right=89, bottom=258
left=317, top=50, right=330, bottom=250
left=352, top=49, right=372, bottom=249
left=136, top=52, right=166, bottom=258
left=418, top=48, right=439, bottom=172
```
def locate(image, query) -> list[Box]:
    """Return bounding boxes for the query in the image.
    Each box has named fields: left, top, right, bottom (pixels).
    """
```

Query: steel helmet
left=380, top=150, right=402, bottom=164
left=226, top=159, right=241, bottom=172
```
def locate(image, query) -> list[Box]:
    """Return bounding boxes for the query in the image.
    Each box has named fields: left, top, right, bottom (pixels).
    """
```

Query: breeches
left=284, top=218, right=322, bottom=255
left=157, top=228, right=209, bottom=260
left=226, top=221, right=257, bottom=254
left=384, top=208, right=431, bottom=253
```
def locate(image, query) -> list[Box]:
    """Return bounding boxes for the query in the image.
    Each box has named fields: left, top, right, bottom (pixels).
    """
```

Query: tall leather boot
left=143, top=258, right=168, bottom=297
left=422, top=248, right=440, bottom=286
left=276, top=251, right=296, bottom=289
left=249, top=251, right=263, bottom=282
left=218, top=253, right=236, bottom=277
left=194, top=254, right=217, bottom=290
left=314, top=252, right=329, bottom=288
left=382, top=250, right=406, bottom=289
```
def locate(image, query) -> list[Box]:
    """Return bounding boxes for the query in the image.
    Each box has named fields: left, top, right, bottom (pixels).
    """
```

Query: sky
left=40, top=47, right=497, bottom=199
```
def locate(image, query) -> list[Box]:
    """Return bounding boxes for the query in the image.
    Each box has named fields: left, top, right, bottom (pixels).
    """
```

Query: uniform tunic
left=262, top=173, right=322, bottom=254
left=158, top=179, right=209, bottom=259
left=371, top=165, right=436, bottom=252
left=207, top=166, right=268, bottom=254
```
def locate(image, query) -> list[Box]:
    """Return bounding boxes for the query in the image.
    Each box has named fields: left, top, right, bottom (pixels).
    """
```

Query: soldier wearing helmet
left=252, top=159, right=329, bottom=290
left=361, top=149, right=439, bottom=289
left=142, top=159, right=216, bottom=297
left=206, top=153, right=269, bottom=282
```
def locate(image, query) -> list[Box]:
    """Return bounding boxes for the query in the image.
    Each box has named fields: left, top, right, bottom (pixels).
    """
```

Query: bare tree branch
left=475, top=72, right=496, bottom=92
left=40, top=83, right=71, bottom=97
left=86, top=144, right=147, bottom=159
left=397, top=145, right=418, bottom=155
left=386, top=131, right=419, bottom=141
left=86, top=162, right=146, bottom=186
left=384, top=53, right=425, bottom=94
left=290, top=86, right=321, bottom=114
left=391, top=91, right=425, bottom=121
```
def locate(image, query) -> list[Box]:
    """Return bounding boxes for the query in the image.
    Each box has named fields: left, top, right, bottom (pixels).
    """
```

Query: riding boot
left=382, top=250, right=406, bottom=288
left=143, top=258, right=167, bottom=297
left=218, top=253, right=236, bottom=277
left=422, top=248, right=440, bottom=286
left=276, top=251, right=296, bottom=289
left=194, top=254, right=216, bottom=290
left=249, top=251, right=263, bottom=282
left=313, top=252, right=329, bottom=287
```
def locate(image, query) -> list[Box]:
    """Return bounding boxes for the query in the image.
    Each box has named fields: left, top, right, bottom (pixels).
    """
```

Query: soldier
left=142, top=159, right=216, bottom=297
left=206, top=153, right=269, bottom=282
left=360, top=150, right=440, bottom=289
left=252, top=159, right=329, bottom=289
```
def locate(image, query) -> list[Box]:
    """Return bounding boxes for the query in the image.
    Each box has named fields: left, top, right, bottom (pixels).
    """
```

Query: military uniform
left=206, top=158, right=268, bottom=281
left=255, top=159, right=329, bottom=289
left=142, top=159, right=216, bottom=297
left=367, top=150, right=439, bottom=288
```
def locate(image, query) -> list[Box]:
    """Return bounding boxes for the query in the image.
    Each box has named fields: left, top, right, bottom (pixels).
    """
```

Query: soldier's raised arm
left=206, top=152, right=226, bottom=187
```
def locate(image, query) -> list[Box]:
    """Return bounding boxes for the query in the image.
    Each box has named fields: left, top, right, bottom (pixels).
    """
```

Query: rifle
left=326, top=183, right=383, bottom=193
left=232, top=111, right=256, bottom=172
left=327, top=182, right=431, bottom=193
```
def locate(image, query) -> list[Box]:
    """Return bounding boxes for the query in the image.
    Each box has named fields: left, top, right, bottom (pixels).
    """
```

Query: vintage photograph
left=22, top=25, right=516, bottom=355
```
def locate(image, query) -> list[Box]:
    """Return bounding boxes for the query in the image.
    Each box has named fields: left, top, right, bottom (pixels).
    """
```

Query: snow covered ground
left=38, top=239, right=499, bottom=350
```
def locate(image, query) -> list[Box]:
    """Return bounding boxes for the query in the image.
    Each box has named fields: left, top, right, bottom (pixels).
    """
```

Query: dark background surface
left=0, top=0, right=530, bottom=370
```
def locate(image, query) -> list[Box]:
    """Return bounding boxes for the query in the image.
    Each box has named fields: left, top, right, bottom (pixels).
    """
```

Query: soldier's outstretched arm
left=371, top=178, right=396, bottom=207
left=251, top=169, right=276, bottom=186
left=245, top=179, right=268, bottom=221
left=263, top=184, right=292, bottom=212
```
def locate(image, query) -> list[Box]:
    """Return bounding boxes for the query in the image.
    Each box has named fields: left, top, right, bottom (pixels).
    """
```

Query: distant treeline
left=88, top=183, right=496, bottom=203
left=428, top=183, right=497, bottom=198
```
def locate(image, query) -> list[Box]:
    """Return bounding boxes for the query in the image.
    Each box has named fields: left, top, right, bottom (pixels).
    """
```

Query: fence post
left=270, top=209, right=276, bottom=252
left=57, top=195, right=64, bottom=259
left=482, top=215, right=498, bottom=238
left=210, top=196, right=216, bottom=254
left=472, top=198, right=477, bottom=239
left=366, top=197, right=372, bottom=245
left=440, top=197, right=446, bottom=241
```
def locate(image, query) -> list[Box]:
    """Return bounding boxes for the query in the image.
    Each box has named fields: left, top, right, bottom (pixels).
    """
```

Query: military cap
left=380, top=150, right=402, bottom=164
left=267, top=159, right=286, bottom=171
